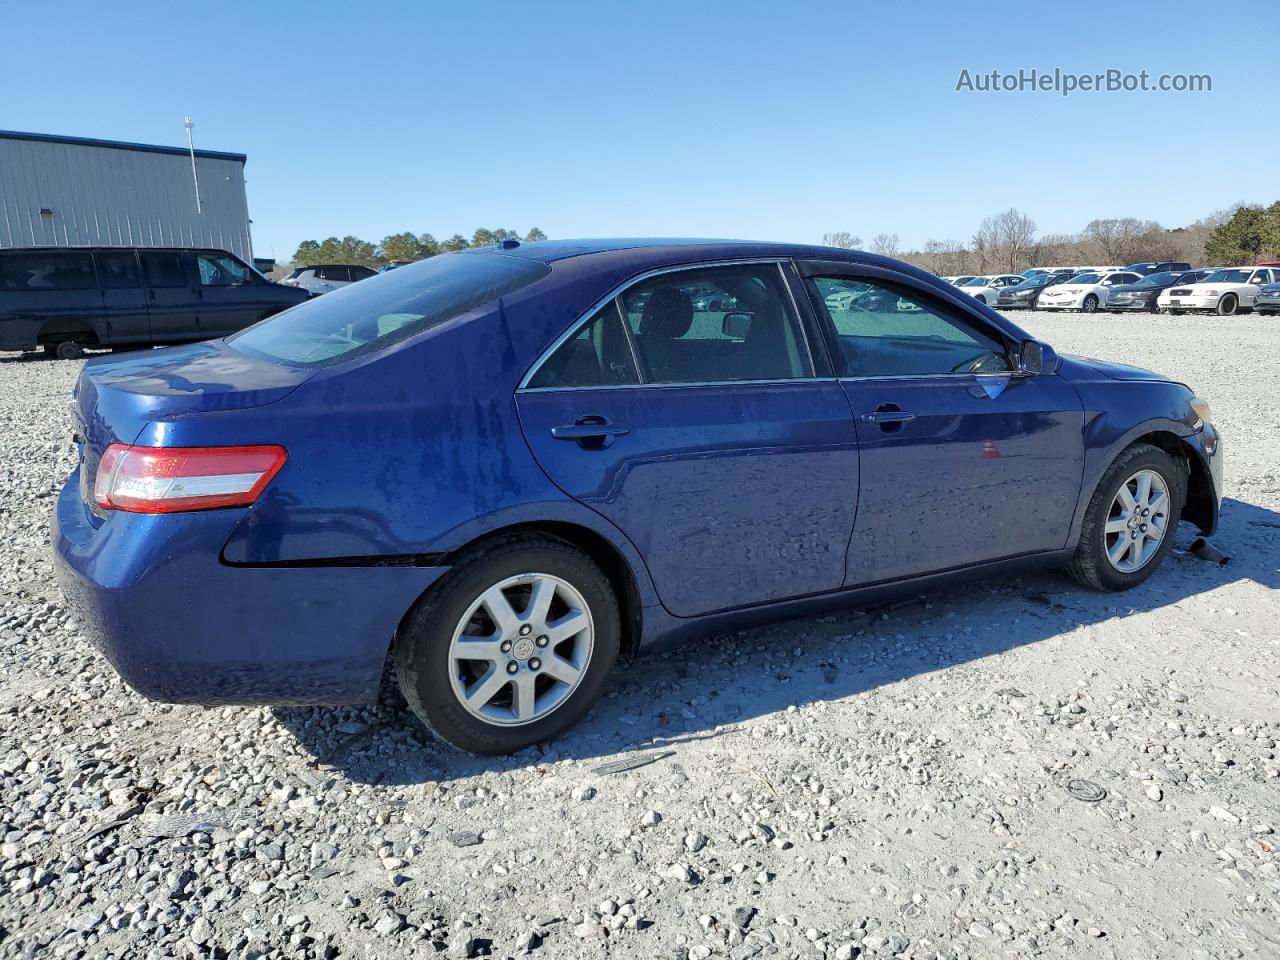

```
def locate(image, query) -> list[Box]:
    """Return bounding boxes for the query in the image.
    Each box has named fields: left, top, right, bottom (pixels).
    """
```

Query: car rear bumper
left=52, top=470, right=448, bottom=705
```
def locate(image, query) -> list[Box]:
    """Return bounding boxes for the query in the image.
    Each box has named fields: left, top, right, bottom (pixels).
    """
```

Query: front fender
left=1065, top=378, right=1212, bottom=545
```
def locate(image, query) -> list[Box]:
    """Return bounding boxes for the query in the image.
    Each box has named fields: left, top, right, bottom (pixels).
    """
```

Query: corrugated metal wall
left=0, top=136, right=253, bottom=260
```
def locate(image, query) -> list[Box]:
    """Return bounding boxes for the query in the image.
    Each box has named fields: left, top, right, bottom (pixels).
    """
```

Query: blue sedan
left=53, top=239, right=1223, bottom=754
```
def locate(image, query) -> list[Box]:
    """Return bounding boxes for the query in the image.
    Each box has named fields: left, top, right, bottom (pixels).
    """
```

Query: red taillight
left=92, top=444, right=287, bottom=513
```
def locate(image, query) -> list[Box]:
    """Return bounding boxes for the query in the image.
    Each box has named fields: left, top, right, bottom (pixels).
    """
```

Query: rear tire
left=1068, top=443, right=1186, bottom=591
left=54, top=340, right=85, bottom=360
left=394, top=536, right=620, bottom=755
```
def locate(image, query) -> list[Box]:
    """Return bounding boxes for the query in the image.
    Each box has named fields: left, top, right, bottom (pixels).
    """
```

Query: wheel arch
left=393, top=520, right=647, bottom=662
left=1073, top=427, right=1214, bottom=544
left=37, top=316, right=102, bottom=346
left=1138, top=430, right=1216, bottom=534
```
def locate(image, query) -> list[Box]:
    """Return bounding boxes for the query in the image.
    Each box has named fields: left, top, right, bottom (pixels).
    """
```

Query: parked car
left=1123, top=261, right=1193, bottom=276
left=1036, top=270, right=1143, bottom=312
left=282, top=263, right=378, bottom=296
left=1106, top=270, right=1212, bottom=312
left=54, top=239, right=1222, bottom=754
left=995, top=272, right=1074, bottom=309
left=944, top=275, right=978, bottom=286
left=956, top=274, right=1025, bottom=304
left=1156, top=266, right=1280, bottom=315
left=1254, top=282, right=1280, bottom=315
left=0, top=247, right=308, bottom=359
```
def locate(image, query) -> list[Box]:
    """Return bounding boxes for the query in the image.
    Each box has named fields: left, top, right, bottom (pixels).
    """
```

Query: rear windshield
left=229, top=253, right=550, bottom=366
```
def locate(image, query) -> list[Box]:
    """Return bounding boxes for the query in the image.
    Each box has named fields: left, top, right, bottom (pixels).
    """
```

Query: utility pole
left=184, top=116, right=202, bottom=214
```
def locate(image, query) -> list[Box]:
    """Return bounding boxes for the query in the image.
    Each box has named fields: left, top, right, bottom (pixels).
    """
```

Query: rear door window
left=527, top=304, right=639, bottom=388
left=141, top=252, right=189, bottom=288
left=0, top=251, right=96, bottom=291
left=349, top=266, right=377, bottom=280
left=229, top=253, right=550, bottom=366
left=96, top=251, right=141, bottom=289
left=318, top=265, right=350, bottom=282
left=617, top=264, right=812, bottom=383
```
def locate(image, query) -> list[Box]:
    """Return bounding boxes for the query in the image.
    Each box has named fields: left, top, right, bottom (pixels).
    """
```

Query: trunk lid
left=73, top=340, right=313, bottom=503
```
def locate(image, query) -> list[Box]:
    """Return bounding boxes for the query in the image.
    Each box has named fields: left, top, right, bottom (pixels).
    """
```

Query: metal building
left=0, top=130, right=253, bottom=261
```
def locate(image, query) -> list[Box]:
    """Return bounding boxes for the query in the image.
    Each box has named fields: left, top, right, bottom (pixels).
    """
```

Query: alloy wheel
left=447, top=573, right=594, bottom=726
left=1103, top=469, right=1171, bottom=573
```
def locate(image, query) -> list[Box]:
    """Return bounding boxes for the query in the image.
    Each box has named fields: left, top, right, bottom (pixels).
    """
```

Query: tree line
left=826, top=201, right=1280, bottom=275
left=292, top=227, right=548, bottom=268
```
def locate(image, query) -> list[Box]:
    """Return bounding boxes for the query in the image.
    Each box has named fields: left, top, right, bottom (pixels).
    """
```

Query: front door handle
left=860, top=410, right=916, bottom=424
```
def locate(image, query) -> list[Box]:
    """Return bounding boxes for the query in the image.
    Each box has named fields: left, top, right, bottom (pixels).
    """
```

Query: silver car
left=282, top=263, right=378, bottom=297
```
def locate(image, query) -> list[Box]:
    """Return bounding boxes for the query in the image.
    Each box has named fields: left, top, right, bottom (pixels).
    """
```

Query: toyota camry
left=54, top=239, right=1223, bottom=754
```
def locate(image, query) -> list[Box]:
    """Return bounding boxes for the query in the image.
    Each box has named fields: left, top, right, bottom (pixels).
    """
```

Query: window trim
left=517, top=258, right=818, bottom=392
left=800, top=264, right=1025, bottom=382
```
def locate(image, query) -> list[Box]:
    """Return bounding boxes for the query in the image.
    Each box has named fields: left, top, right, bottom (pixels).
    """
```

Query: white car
left=955, top=274, right=1025, bottom=305
left=1036, top=270, right=1142, bottom=312
left=281, top=263, right=379, bottom=296
left=942, top=275, right=979, bottom=286
left=1156, top=266, right=1280, bottom=315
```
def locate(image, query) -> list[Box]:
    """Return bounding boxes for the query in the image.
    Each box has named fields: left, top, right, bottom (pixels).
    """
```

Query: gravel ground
left=2, top=310, right=1278, bottom=960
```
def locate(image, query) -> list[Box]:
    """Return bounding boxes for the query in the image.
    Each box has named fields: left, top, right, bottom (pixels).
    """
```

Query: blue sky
left=5, top=0, right=1277, bottom=261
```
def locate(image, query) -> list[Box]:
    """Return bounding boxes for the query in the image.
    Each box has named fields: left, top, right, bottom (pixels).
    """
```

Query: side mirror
left=1017, top=339, right=1044, bottom=376
left=721, top=312, right=754, bottom=339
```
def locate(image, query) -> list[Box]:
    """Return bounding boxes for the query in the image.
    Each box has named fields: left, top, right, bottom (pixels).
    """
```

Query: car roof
left=456, top=237, right=885, bottom=266
left=0, top=246, right=238, bottom=255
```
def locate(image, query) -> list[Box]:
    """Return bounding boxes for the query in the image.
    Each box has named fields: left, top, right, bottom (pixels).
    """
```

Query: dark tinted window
left=813, top=276, right=1011, bottom=377
left=230, top=252, right=550, bottom=366
left=96, top=251, right=140, bottom=289
left=196, top=253, right=252, bottom=286
left=349, top=266, right=377, bottom=280
left=0, top=251, right=96, bottom=291
left=528, top=304, right=639, bottom=388
left=141, top=252, right=188, bottom=288
left=317, top=265, right=350, bottom=282
left=617, top=264, right=811, bottom=383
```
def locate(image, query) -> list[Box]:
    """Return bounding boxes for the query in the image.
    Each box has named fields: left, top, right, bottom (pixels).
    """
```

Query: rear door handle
left=551, top=422, right=630, bottom=440
left=860, top=410, right=916, bottom=424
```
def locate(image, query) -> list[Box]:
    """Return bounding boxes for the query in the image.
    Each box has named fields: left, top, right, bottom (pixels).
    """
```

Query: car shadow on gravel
left=272, top=496, right=1279, bottom=786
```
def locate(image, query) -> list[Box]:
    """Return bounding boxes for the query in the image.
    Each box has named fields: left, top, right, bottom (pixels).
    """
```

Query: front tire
left=1081, top=294, right=1099, bottom=313
left=1216, top=294, right=1237, bottom=316
left=394, top=536, right=620, bottom=754
left=1068, top=443, right=1186, bottom=591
